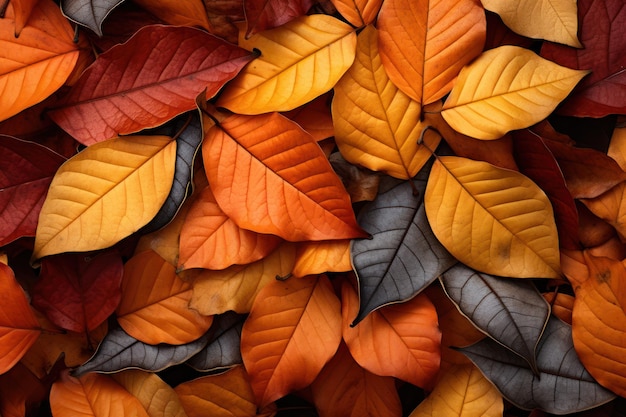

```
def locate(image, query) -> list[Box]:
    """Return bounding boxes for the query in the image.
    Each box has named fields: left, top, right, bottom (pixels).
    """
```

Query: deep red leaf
left=0, top=136, right=66, bottom=246
left=541, top=0, right=626, bottom=117
left=49, top=24, right=256, bottom=145
left=32, top=251, right=123, bottom=333
left=244, top=0, right=314, bottom=38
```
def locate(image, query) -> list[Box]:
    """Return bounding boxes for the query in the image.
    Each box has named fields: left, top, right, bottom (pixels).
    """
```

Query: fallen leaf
left=186, top=311, right=245, bottom=372
left=112, top=370, right=188, bottom=417
left=131, top=0, right=211, bottom=30
left=244, top=0, right=313, bottom=37
left=61, top=0, right=125, bottom=36
left=10, top=0, right=38, bottom=36
left=0, top=363, right=47, bottom=417
left=292, top=240, right=352, bottom=277
left=282, top=93, right=335, bottom=142
left=330, top=0, right=382, bottom=27
left=544, top=291, right=574, bottom=325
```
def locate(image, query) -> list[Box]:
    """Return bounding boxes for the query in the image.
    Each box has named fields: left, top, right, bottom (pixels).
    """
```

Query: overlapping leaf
left=441, top=46, right=588, bottom=139
left=377, top=0, right=486, bottom=104
left=0, top=0, right=81, bottom=122
left=116, top=250, right=213, bottom=345
left=49, top=25, right=255, bottom=145
left=333, top=25, right=438, bottom=179
left=331, top=0, right=382, bottom=27
left=441, top=263, right=550, bottom=373
left=61, top=0, right=125, bottom=36
left=73, top=326, right=209, bottom=376
left=459, top=316, right=616, bottom=414
left=0, top=135, right=65, bottom=246
left=203, top=112, right=366, bottom=241
left=10, top=0, right=39, bottom=36
left=32, top=135, right=176, bottom=261
left=292, top=240, right=352, bottom=277
left=217, top=14, right=357, bottom=114
left=425, top=156, right=562, bottom=278
left=244, top=0, right=313, bottom=37
left=186, top=312, right=245, bottom=372
left=351, top=173, right=456, bottom=324
left=112, top=370, right=188, bottom=417
left=241, top=275, right=342, bottom=406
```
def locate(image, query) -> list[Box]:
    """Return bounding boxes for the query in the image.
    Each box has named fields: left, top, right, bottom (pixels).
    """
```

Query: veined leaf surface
left=425, top=156, right=561, bottom=278
left=61, top=0, right=125, bottom=36
left=217, top=14, right=356, bottom=114
left=330, top=0, right=382, bottom=27
left=32, top=135, right=176, bottom=261
left=186, top=311, right=245, bottom=372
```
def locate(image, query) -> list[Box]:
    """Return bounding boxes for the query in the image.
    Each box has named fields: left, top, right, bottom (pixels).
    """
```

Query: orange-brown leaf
left=241, top=275, right=342, bottom=406
left=0, top=363, right=47, bottom=417
left=11, top=0, right=39, bottom=36
left=116, top=250, right=213, bottom=345
left=330, top=0, right=382, bottom=27
left=292, top=240, right=352, bottom=277
left=131, top=0, right=211, bottom=29
left=543, top=291, right=574, bottom=325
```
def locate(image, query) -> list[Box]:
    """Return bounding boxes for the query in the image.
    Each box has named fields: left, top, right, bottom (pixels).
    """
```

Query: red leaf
left=49, top=25, right=256, bottom=145
left=541, top=0, right=626, bottom=117
left=244, top=0, right=314, bottom=38
left=32, top=251, right=123, bottom=333
left=0, top=136, right=66, bottom=246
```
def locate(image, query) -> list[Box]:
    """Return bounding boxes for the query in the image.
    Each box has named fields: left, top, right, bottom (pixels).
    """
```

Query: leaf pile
left=2, top=0, right=626, bottom=416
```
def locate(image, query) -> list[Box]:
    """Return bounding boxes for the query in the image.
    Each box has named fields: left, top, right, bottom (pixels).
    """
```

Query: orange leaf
left=11, top=0, right=38, bottom=36
left=377, top=0, right=486, bottom=104
left=178, top=184, right=282, bottom=271
left=292, top=240, right=352, bottom=277
left=341, top=280, right=441, bottom=388
left=131, top=0, right=211, bottom=29
left=0, top=263, right=40, bottom=374
left=111, top=370, right=187, bottom=417
left=331, top=0, right=382, bottom=27
left=543, top=291, right=574, bottom=325
left=116, top=250, right=213, bottom=345
left=49, top=370, right=150, bottom=417
left=310, top=343, right=402, bottom=417
left=203, top=112, right=366, bottom=241
left=241, top=275, right=342, bottom=406
left=0, top=0, right=80, bottom=122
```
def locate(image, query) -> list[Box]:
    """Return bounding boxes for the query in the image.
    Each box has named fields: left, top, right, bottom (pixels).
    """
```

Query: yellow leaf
left=333, top=25, right=439, bottom=179
left=112, top=370, right=188, bottom=417
left=217, top=14, right=356, bottom=114
left=425, top=156, right=561, bottom=278
left=32, top=136, right=176, bottom=261
left=292, top=240, right=352, bottom=278
left=186, top=243, right=296, bottom=315
left=409, top=363, right=503, bottom=417
left=441, top=46, right=589, bottom=139
left=481, top=0, right=581, bottom=47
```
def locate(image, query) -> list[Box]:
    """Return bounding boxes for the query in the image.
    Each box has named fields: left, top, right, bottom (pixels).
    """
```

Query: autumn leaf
left=61, top=0, right=125, bottom=36
left=0, top=363, right=47, bottom=417
left=425, top=156, right=562, bottom=278
left=129, top=0, right=211, bottom=30
left=49, top=25, right=256, bottom=145
left=331, top=0, right=382, bottom=27
left=292, top=240, right=352, bottom=277
left=376, top=0, right=486, bottom=105
left=241, top=275, right=342, bottom=406
left=186, top=311, right=245, bottom=372
left=441, top=46, right=589, bottom=139
left=217, top=14, right=357, bottom=114
left=112, top=370, right=188, bottom=417
left=244, top=0, right=313, bottom=37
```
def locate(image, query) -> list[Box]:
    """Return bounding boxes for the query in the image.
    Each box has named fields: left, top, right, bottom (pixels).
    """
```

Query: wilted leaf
left=0, top=136, right=65, bottom=246
left=351, top=173, right=456, bottom=324
left=244, top=0, right=313, bottom=37
left=32, top=135, right=176, bottom=261
left=331, top=0, right=382, bottom=27
left=408, top=363, right=503, bottom=417
left=178, top=184, right=282, bottom=271
left=186, top=311, right=245, bottom=372
left=49, top=25, right=255, bottom=145
left=0, top=0, right=81, bottom=122
left=73, top=326, right=209, bottom=376
left=122, top=0, right=210, bottom=30
left=481, top=0, right=580, bottom=47
left=112, top=370, right=187, bottom=417
left=217, top=14, right=356, bottom=114
left=333, top=25, right=438, bottom=179
left=61, top=0, right=125, bottom=36
left=425, top=156, right=562, bottom=278
left=50, top=370, right=150, bottom=417
left=203, top=112, right=366, bottom=241
left=377, top=0, right=486, bottom=104
left=241, top=275, right=342, bottom=406
left=187, top=243, right=296, bottom=315
left=311, top=342, right=402, bottom=417
left=541, top=0, right=626, bottom=117
left=32, top=250, right=123, bottom=333
left=441, top=46, right=589, bottom=139
left=441, top=263, right=550, bottom=373
left=117, top=250, right=213, bottom=345
left=459, top=316, right=616, bottom=414
left=292, top=240, right=352, bottom=277
left=342, top=280, right=441, bottom=388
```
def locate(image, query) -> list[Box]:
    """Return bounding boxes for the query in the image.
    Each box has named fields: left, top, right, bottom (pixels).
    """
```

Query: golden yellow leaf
left=112, top=370, right=188, bottom=417
left=608, top=126, right=626, bottom=170
left=409, top=363, right=503, bottom=417
left=292, top=240, right=352, bottom=277
left=32, top=136, right=176, bottom=261
left=333, top=25, right=439, bottom=179
left=441, top=46, right=589, bottom=139
left=217, top=14, right=356, bottom=114
left=330, top=0, right=382, bottom=27
left=425, top=156, right=561, bottom=278
left=481, top=0, right=581, bottom=47
left=186, top=243, right=296, bottom=315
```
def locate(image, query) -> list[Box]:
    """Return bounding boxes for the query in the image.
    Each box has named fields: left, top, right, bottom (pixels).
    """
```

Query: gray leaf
left=441, top=263, right=550, bottom=373
left=459, top=316, right=616, bottom=414
left=351, top=166, right=457, bottom=325
left=61, top=0, right=125, bottom=37
left=186, top=311, right=245, bottom=372
left=72, top=325, right=209, bottom=376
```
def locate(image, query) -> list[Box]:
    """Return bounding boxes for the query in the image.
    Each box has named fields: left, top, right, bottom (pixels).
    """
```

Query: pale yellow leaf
left=217, top=14, right=356, bottom=114
left=425, top=156, right=561, bottom=278
left=33, top=136, right=176, bottom=261
left=481, top=0, right=581, bottom=47
left=441, top=46, right=589, bottom=139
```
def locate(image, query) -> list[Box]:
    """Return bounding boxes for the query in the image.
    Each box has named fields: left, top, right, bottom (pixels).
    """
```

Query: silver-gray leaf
left=61, top=0, right=125, bottom=37
left=186, top=311, right=245, bottom=372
